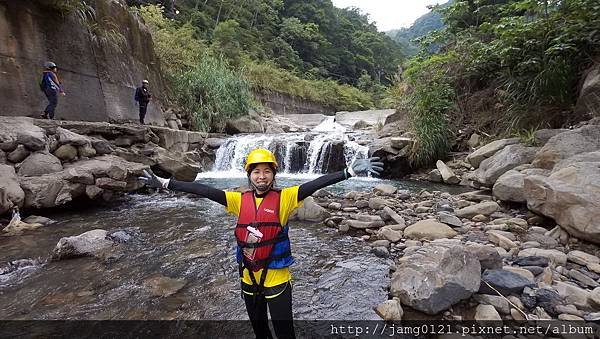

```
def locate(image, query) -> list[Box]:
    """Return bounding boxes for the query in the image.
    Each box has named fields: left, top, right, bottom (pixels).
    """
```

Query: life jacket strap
left=237, top=231, right=289, bottom=248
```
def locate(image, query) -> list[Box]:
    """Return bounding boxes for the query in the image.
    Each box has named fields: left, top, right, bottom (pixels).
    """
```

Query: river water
left=0, top=176, right=462, bottom=322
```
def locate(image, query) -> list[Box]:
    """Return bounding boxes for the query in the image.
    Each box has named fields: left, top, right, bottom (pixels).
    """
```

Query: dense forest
left=120, top=0, right=405, bottom=131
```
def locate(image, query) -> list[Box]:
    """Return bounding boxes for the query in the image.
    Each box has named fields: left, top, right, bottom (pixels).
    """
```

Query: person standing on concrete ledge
left=134, top=79, right=152, bottom=124
left=39, top=61, right=65, bottom=119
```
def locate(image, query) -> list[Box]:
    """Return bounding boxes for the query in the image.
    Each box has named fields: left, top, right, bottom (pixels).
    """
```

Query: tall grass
left=403, top=54, right=456, bottom=166
left=172, top=56, right=252, bottom=132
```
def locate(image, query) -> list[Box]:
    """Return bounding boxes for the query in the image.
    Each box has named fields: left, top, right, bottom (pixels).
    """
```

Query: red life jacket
left=234, top=190, right=291, bottom=273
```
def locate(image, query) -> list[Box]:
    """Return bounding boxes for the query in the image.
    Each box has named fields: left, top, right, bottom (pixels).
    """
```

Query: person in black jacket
left=134, top=79, right=152, bottom=124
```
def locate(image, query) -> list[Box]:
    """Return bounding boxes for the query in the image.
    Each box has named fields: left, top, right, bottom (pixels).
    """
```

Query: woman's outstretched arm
left=139, top=170, right=227, bottom=206
left=168, top=180, right=227, bottom=206
left=297, top=170, right=348, bottom=201
left=297, top=157, right=384, bottom=201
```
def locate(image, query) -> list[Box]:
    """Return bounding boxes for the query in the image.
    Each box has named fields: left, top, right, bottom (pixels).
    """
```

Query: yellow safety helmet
left=245, top=148, right=278, bottom=171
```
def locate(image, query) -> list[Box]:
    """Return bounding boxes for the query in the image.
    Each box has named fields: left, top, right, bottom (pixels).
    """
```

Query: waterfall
left=201, top=118, right=369, bottom=178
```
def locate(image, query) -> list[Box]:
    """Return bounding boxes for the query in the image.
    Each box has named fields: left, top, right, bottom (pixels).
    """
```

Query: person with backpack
left=134, top=79, right=152, bottom=124
left=139, top=149, right=384, bottom=339
left=40, top=61, right=65, bottom=119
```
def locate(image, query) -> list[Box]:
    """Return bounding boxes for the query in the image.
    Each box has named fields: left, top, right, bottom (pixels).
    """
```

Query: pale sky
left=331, top=0, right=445, bottom=31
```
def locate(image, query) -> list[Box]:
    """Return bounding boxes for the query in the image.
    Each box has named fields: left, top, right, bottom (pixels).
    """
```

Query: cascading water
left=202, top=117, right=369, bottom=178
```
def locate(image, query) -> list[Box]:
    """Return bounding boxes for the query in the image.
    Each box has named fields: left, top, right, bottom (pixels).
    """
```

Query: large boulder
left=390, top=240, right=481, bottom=315
left=524, top=159, right=600, bottom=244
left=148, top=126, right=206, bottom=153
left=55, top=127, right=91, bottom=146
left=472, top=144, right=539, bottom=186
left=290, top=197, right=330, bottom=222
left=493, top=168, right=550, bottom=203
left=492, top=170, right=525, bottom=203
left=17, top=152, right=63, bottom=177
left=466, top=138, right=520, bottom=168
left=52, top=229, right=113, bottom=260
left=0, top=117, right=47, bottom=152
left=152, top=147, right=202, bottom=181
left=532, top=125, right=600, bottom=169
left=19, top=175, right=80, bottom=209
left=225, top=115, right=264, bottom=134
left=0, top=164, right=25, bottom=214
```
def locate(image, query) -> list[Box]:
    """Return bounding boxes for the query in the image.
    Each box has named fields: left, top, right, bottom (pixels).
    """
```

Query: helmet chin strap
left=248, top=177, right=273, bottom=193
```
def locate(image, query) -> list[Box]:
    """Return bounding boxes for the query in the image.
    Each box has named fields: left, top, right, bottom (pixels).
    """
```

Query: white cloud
left=331, top=0, right=445, bottom=31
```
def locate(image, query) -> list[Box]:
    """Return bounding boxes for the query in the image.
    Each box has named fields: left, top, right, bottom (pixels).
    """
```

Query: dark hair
left=246, top=163, right=277, bottom=176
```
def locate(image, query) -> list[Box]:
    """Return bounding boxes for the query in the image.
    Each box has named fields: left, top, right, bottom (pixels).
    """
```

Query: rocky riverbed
left=2, top=113, right=600, bottom=327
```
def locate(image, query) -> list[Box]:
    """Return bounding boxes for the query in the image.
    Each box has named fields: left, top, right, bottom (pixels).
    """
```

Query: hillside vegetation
left=390, top=0, right=600, bottom=166
left=128, top=0, right=406, bottom=132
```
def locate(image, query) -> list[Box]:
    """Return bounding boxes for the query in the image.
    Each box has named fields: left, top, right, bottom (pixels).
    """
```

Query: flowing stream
left=0, top=120, right=462, bottom=322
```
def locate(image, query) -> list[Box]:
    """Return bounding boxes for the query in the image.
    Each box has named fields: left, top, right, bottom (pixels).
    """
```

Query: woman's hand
left=139, top=169, right=170, bottom=189
left=348, top=157, right=384, bottom=176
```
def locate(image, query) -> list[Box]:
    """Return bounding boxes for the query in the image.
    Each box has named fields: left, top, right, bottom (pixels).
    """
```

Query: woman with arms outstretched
left=140, top=148, right=383, bottom=339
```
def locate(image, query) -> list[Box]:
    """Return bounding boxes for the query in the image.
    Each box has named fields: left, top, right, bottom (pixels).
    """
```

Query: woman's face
left=249, top=163, right=274, bottom=193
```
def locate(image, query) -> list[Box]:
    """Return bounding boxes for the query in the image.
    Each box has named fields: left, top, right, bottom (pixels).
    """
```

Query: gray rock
left=475, top=304, right=502, bottom=321
left=521, top=266, right=544, bottom=276
left=455, top=201, right=500, bottom=218
left=472, top=144, right=539, bottom=186
left=143, top=276, right=187, bottom=297
left=371, top=246, right=390, bottom=258
left=589, top=287, right=600, bottom=309
left=290, top=197, right=330, bottom=222
left=378, top=227, right=403, bottom=243
left=567, top=250, right=600, bottom=266
left=17, top=152, right=63, bottom=177
left=7, top=145, right=30, bottom=163
left=54, top=144, right=78, bottom=161
left=344, top=219, right=385, bottom=229
left=404, top=219, right=458, bottom=240
left=55, top=127, right=91, bottom=146
left=467, top=138, right=520, bottom=168
left=493, top=170, right=526, bottom=203
left=554, top=281, right=591, bottom=310
left=468, top=133, right=480, bottom=149
left=390, top=241, right=481, bottom=315
left=513, top=256, right=549, bottom=267
left=85, top=185, right=103, bottom=200
left=368, top=197, right=390, bottom=210
left=382, top=206, right=406, bottom=226
left=91, top=138, right=113, bottom=155
left=52, top=229, right=113, bottom=260
left=532, top=125, right=600, bottom=169
left=436, top=160, right=460, bottom=184
left=428, top=169, right=443, bottom=183
left=373, top=298, right=403, bottom=321
left=524, top=161, right=600, bottom=244
left=22, top=215, right=54, bottom=225
left=569, top=269, right=600, bottom=288
left=534, top=129, right=569, bottom=146
left=437, top=212, right=462, bottom=227
left=0, top=164, right=25, bottom=214
left=473, top=294, right=510, bottom=315
left=78, top=144, right=97, bottom=158
left=465, top=244, right=503, bottom=271
left=480, top=269, right=533, bottom=295
left=459, top=190, right=493, bottom=202
left=517, top=248, right=567, bottom=266
left=374, top=183, right=397, bottom=195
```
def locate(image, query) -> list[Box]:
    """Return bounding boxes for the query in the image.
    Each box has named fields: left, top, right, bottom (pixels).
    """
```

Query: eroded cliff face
left=0, top=0, right=167, bottom=125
